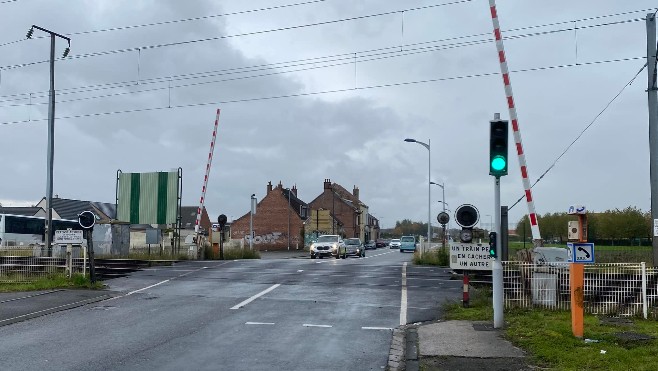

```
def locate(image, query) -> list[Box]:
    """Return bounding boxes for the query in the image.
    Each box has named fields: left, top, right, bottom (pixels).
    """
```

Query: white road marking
left=362, top=327, right=393, bottom=331
left=245, top=322, right=275, bottom=325
left=126, top=280, right=171, bottom=296
left=303, top=324, right=332, bottom=328
left=400, top=262, right=407, bottom=326
left=230, top=284, right=281, bottom=310
left=297, top=270, right=304, bottom=272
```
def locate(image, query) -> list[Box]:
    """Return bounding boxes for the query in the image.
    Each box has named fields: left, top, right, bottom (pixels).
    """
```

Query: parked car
left=399, top=235, right=416, bottom=253
left=341, top=238, right=365, bottom=258
left=389, top=239, right=401, bottom=249
left=310, top=235, right=343, bottom=259
left=375, top=239, right=388, bottom=248
left=364, top=240, right=376, bottom=250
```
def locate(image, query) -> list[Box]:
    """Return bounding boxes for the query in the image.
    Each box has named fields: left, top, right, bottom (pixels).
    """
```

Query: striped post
left=488, top=0, right=541, bottom=243
left=195, top=109, right=221, bottom=245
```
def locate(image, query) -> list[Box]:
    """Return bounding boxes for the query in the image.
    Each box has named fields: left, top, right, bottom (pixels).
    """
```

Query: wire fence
left=0, top=246, right=86, bottom=283
left=503, top=262, right=658, bottom=319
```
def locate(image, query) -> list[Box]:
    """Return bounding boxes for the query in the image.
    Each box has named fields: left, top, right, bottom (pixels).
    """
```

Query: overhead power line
left=508, top=63, right=648, bottom=210
left=0, top=0, right=474, bottom=71
left=0, top=0, right=327, bottom=48
left=0, top=55, right=643, bottom=126
left=0, top=14, right=645, bottom=105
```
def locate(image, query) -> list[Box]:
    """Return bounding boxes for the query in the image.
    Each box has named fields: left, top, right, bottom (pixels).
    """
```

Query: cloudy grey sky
left=0, top=0, right=656, bottom=233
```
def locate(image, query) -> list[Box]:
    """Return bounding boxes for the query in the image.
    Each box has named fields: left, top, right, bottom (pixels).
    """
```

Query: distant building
left=307, top=179, right=379, bottom=243
left=0, top=207, right=46, bottom=217
left=230, top=181, right=308, bottom=250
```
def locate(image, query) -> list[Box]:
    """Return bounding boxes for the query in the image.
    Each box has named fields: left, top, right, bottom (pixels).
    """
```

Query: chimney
left=291, top=185, right=297, bottom=196
left=277, top=181, right=283, bottom=189
left=324, top=178, right=331, bottom=190
left=267, top=181, right=273, bottom=194
left=353, top=186, right=359, bottom=200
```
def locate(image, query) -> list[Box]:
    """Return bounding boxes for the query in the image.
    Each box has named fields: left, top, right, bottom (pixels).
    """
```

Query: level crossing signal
left=488, top=231, right=497, bottom=258
left=489, top=119, right=509, bottom=177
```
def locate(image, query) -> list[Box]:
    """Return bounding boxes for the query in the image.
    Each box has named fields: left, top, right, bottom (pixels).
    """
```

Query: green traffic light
left=491, top=155, right=507, bottom=171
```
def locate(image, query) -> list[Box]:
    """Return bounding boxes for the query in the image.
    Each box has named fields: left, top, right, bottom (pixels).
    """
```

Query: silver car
left=341, top=238, right=365, bottom=258
left=389, top=238, right=401, bottom=249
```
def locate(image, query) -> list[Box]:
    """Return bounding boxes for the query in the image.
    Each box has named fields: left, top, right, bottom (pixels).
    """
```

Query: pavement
left=390, top=320, right=533, bottom=371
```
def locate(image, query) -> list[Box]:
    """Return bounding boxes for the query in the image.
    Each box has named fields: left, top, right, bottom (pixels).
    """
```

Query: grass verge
left=442, top=287, right=658, bottom=370
left=203, top=246, right=260, bottom=260
left=412, top=248, right=449, bottom=266
left=0, top=273, right=103, bottom=292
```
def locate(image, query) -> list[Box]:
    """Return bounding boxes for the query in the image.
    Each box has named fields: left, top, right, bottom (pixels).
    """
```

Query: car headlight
left=310, top=244, right=316, bottom=252
left=332, top=243, right=338, bottom=249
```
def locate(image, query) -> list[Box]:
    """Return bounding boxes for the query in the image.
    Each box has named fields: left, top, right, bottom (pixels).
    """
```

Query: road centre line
left=400, top=262, right=407, bottom=326
left=245, top=322, right=275, bottom=325
left=362, top=327, right=393, bottom=330
left=303, top=324, right=332, bottom=328
left=230, top=284, right=281, bottom=310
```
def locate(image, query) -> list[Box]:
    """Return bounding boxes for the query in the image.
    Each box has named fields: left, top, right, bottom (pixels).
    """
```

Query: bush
left=413, top=248, right=449, bottom=266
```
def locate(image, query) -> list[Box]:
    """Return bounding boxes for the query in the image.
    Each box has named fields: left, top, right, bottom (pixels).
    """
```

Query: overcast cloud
left=0, top=0, right=656, bottom=234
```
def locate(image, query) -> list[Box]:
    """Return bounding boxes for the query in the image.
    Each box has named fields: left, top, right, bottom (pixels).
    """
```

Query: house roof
left=180, top=206, right=208, bottom=229
left=282, top=188, right=308, bottom=219
left=331, top=183, right=367, bottom=208
left=39, top=197, right=116, bottom=221
left=0, top=207, right=43, bottom=216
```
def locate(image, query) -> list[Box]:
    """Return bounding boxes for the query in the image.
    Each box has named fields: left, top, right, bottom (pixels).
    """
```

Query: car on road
left=389, top=239, right=401, bottom=249
left=341, top=238, right=365, bottom=258
left=375, top=239, right=388, bottom=248
left=364, top=240, right=376, bottom=250
left=399, top=235, right=416, bottom=253
left=310, top=235, right=343, bottom=259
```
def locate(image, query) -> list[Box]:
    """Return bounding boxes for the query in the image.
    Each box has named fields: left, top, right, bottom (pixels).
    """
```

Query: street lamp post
left=431, top=182, right=446, bottom=248
left=405, top=138, right=431, bottom=250
left=27, top=26, right=70, bottom=254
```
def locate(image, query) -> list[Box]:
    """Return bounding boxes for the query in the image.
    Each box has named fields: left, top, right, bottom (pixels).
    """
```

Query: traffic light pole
left=493, top=176, right=504, bottom=328
left=647, top=13, right=658, bottom=266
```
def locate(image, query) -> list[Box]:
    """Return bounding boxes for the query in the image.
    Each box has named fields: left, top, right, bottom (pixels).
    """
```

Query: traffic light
left=489, top=231, right=497, bottom=258
left=489, top=119, right=509, bottom=177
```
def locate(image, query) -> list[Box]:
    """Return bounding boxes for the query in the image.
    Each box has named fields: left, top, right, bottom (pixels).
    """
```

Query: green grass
left=442, top=288, right=658, bottom=370
left=0, top=273, right=103, bottom=292
left=412, top=248, right=449, bottom=266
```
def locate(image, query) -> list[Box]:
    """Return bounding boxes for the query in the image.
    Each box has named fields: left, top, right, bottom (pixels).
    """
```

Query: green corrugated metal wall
left=117, top=172, right=179, bottom=224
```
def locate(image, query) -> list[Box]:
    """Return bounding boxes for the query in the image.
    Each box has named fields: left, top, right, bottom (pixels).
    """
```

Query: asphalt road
left=0, top=249, right=461, bottom=371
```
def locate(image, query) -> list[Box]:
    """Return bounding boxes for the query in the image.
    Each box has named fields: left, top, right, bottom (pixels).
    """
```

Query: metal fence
left=0, top=246, right=86, bottom=283
left=503, top=262, right=658, bottom=319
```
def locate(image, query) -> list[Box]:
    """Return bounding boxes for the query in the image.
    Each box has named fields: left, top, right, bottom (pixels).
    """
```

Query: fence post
left=642, top=262, right=648, bottom=320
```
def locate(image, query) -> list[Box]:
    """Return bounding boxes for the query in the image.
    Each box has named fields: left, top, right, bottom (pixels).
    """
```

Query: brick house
left=307, top=179, right=380, bottom=243
left=230, top=181, right=308, bottom=250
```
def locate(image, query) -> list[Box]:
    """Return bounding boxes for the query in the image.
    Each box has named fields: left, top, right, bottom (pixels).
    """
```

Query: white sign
left=569, top=242, right=595, bottom=263
left=654, top=219, right=658, bottom=237
left=567, top=205, right=586, bottom=215
left=449, top=243, right=492, bottom=270
left=54, top=229, right=84, bottom=244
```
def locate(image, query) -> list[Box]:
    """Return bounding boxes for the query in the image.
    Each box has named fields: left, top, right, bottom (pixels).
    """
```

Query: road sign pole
left=493, top=176, right=504, bottom=328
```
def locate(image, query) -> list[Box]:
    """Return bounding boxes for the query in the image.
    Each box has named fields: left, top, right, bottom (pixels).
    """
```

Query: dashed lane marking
left=230, top=284, right=281, bottom=310
left=303, top=324, right=332, bottom=328
left=245, top=322, right=275, bottom=325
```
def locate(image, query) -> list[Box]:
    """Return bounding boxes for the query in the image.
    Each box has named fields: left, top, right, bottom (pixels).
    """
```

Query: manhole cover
left=599, top=317, right=634, bottom=326
left=472, top=323, right=495, bottom=331
left=613, top=332, right=654, bottom=342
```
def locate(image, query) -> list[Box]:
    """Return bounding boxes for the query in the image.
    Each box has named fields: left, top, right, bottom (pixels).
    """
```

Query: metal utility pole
left=286, top=188, right=291, bottom=250
left=27, top=26, right=70, bottom=255
left=493, top=177, right=504, bottom=328
left=250, top=194, right=256, bottom=250
left=647, top=13, right=658, bottom=266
